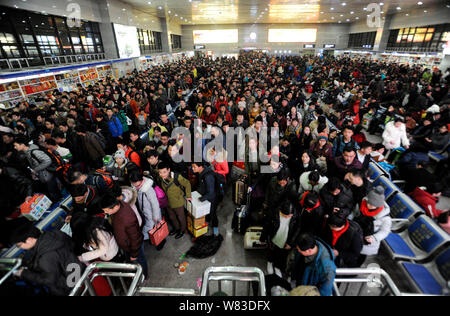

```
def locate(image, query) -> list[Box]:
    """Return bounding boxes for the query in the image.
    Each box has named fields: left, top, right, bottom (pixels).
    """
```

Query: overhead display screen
left=114, top=24, right=141, bottom=58
left=193, top=29, right=238, bottom=44
left=268, top=29, right=317, bottom=43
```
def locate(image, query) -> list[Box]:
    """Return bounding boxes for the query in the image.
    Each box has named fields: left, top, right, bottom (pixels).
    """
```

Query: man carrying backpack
left=75, top=125, right=105, bottom=170
left=192, top=162, right=220, bottom=236
left=158, top=162, right=192, bottom=240
left=13, top=136, right=60, bottom=202
left=117, top=140, right=142, bottom=170
left=68, top=170, right=115, bottom=195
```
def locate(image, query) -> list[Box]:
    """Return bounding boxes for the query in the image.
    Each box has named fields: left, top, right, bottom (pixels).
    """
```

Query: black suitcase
left=232, top=176, right=248, bottom=205
left=232, top=194, right=250, bottom=234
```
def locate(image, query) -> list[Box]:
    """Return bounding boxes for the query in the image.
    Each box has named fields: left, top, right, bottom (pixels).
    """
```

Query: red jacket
left=201, top=112, right=216, bottom=125
left=211, top=160, right=229, bottom=181
left=125, top=148, right=141, bottom=168
left=409, top=187, right=445, bottom=219
left=112, top=201, right=143, bottom=258
left=213, top=111, right=233, bottom=124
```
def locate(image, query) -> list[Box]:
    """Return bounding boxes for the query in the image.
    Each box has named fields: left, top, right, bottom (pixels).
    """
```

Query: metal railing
left=333, top=267, right=433, bottom=296
left=138, top=287, right=197, bottom=296
left=0, top=54, right=107, bottom=70
left=69, top=262, right=143, bottom=296
left=43, top=53, right=106, bottom=66
left=0, top=259, right=22, bottom=286
left=200, top=267, right=266, bottom=296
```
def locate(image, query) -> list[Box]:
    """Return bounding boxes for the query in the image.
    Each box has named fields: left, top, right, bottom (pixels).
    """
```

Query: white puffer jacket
left=382, top=121, right=410, bottom=150
left=360, top=202, right=392, bottom=256
left=133, top=178, right=162, bottom=240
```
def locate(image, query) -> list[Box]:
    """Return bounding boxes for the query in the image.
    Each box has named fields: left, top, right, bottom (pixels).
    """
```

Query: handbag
left=148, top=219, right=169, bottom=246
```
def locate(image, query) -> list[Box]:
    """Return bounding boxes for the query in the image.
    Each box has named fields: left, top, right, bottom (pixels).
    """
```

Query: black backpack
left=206, top=169, right=226, bottom=195
left=186, top=234, right=224, bottom=259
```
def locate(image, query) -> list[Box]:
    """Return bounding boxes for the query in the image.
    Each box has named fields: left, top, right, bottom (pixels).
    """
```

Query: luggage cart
left=0, top=259, right=22, bottom=286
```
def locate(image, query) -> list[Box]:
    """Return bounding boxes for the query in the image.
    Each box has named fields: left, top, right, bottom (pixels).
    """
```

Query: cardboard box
left=185, top=191, right=211, bottom=219
left=188, top=222, right=208, bottom=238
left=187, top=214, right=206, bottom=230
left=20, top=195, right=52, bottom=221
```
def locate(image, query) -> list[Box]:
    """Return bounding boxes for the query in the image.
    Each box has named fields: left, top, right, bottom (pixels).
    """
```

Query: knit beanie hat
left=114, top=149, right=126, bottom=161
left=317, top=133, right=328, bottom=142
left=367, top=186, right=385, bottom=208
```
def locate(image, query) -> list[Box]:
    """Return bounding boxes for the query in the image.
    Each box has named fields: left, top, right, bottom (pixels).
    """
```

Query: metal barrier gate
left=64, top=264, right=438, bottom=296
left=69, top=262, right=143, bottom=296
left=0, top=259, right=22, bottom=286
left=333, top=268, right=435, bottom=296
left=200, top=267, right=266, bottom=296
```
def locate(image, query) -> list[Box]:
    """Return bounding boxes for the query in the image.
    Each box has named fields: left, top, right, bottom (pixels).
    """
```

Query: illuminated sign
left=304, top=44, right=316, bottom=48
left=268, top=29, right=317, bottom=43
left=323, top=44, right=336, bottom=48
left=193, top=30, right=238, bottom=44
left=114, top=24, right=140, bottom=58
left=194, top=45, right=206, bottom=50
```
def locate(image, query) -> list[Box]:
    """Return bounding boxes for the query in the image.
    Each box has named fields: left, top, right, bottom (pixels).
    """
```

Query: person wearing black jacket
left=192, top=162, right=219, bottom=236
left=68, top=184, right=103, bottom=220
left=0, top=163, right=34, bottom=217
left=298, top=191, right=325, bottom=237
left=344, top=169, right=373, bottom=207
left=320, top=177, right=354, bottom=218
left=263, top=169, right=298, bottom=214
left=9, top=223, right=84, bottom=296
left=320, top=214, right=363, bottom=268
left=260, top=202, right=299, bottom=275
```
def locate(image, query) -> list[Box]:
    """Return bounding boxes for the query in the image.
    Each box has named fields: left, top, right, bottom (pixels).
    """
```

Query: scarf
left=331, top=220, right=349, bottom=247
left=360, top=199, right=384, bottom=217
left=300, top=191, right=320, bottom=212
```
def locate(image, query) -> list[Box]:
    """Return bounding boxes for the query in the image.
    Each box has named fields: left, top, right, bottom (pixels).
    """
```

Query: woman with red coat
left=207, top=147, right=229, bottom=182
left=214, top=105, right=233, bottom=124
left=201, top=105, right=216, bottom=125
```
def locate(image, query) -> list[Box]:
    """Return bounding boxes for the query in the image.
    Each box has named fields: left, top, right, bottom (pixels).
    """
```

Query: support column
left=97, top=0, right=119, bottom=59
left=373, top=14, right=393, bottom=52
left=160, top=17, right=172, bottom=54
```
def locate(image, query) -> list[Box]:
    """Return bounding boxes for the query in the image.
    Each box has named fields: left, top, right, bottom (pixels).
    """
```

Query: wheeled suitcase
left=233, top=176, right=248, bottom=206
left=232, top=194, right=250, bottom=234
left=244, top=227, right=266, bottom=250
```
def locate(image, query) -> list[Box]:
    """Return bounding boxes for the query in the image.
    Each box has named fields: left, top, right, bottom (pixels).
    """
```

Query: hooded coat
left=134, top=177, right=162, bottom=239
left=21, top=231, right=84, bottom=296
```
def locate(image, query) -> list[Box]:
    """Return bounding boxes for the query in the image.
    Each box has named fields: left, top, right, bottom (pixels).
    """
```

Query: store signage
left=304, top=44, right=316, bottom=48
left=323, top=44, right=335, bottom=48
left=194, top=45, right=206, bottom=50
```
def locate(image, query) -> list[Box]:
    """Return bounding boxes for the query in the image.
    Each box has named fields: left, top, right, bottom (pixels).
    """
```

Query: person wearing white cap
left=105, top=149, right=139, bottom=186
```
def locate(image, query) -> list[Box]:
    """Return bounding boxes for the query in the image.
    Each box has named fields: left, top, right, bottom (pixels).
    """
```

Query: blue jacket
left=332, top=135, right=360, bottom=157
left=292, top=239, right=337, bottom=296
left=106, top=116, right=123, bottom=138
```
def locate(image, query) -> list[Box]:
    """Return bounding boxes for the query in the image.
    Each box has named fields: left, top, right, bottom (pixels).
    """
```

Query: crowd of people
left=0, top=52, right=449, bottom=296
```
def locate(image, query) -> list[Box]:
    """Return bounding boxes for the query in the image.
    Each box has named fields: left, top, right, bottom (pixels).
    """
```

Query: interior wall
left=350, top=7, right=450, bottom=34
left=181, top=23, right=350, bottom=55
left=0, top=0, right=163, bottom=32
